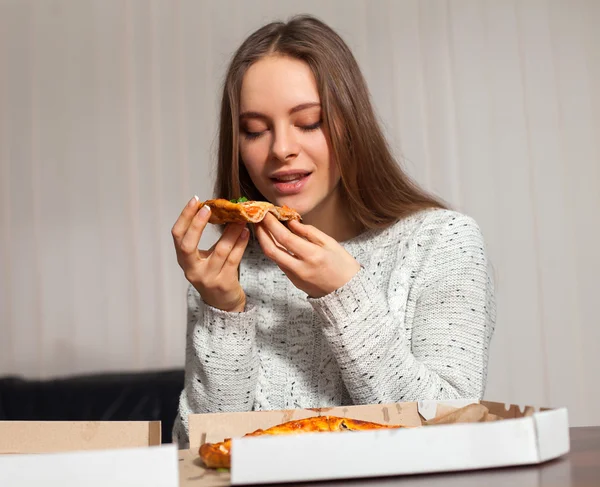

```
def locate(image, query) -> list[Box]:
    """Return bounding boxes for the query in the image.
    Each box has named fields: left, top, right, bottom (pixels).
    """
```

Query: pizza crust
left=200, top=199, right=301, bottom=224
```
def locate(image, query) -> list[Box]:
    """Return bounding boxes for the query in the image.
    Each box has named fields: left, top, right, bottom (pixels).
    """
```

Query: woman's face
left=238, top=55, right=341, bottom=217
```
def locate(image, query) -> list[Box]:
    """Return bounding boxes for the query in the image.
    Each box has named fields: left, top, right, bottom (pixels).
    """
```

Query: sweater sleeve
left=308, top=212, right=496, bottom=405
left=172, top=285, right=260, bottom=448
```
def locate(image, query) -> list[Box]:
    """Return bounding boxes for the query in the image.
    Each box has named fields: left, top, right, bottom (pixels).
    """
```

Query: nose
left=271, top=123, right=299, bottom=162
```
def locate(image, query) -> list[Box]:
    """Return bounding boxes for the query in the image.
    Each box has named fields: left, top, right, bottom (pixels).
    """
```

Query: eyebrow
left=239, top=102, right=321, bottom=119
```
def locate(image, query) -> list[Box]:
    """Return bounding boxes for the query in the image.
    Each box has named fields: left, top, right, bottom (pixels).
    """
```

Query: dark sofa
left=0, top=369, right=184, bottom=444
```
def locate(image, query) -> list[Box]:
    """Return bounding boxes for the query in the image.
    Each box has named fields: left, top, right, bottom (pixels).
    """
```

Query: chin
left=273, top=197, right=314, bottom=216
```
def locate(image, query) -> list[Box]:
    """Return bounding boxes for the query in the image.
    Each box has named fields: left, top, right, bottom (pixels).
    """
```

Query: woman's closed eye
left=242, top=129, right=265, bottom=140
left=241, top=120, right=322, bottom=141
left=299, top=120, right=322, bottom=132
left=241, top=121, right=268, bottom=140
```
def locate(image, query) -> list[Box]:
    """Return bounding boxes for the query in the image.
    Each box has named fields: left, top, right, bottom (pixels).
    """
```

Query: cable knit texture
left=172, top=208, right=496, bottom=447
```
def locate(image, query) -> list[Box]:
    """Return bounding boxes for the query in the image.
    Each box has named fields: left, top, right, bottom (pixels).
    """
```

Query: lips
left=270, top=171, right=312, bottom=195
left=270, top=171, right=311, bottom=182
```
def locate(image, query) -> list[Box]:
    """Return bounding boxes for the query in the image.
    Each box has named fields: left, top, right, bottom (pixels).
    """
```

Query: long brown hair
left=215, top=14, right=446, bottom=230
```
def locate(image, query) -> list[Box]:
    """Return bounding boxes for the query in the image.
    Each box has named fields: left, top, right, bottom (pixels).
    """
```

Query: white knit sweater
left=172, top=208, right=496, bottom=447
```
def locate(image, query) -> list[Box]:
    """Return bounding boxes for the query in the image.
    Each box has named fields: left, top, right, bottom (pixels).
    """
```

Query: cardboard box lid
left=0, top=444, right=179, bottom=487
left=0, top=420, right=161, bottom=454
left=185, top=400, right=570, bottom=486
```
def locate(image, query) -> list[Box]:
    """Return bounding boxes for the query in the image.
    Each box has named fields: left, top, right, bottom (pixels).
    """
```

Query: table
left=179, top=426, right=600, bottom=486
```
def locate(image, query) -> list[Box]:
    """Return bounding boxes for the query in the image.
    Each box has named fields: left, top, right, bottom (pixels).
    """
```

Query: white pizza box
left=184, top=399, right=570, bottom=486
left=0, top=443, right=179, bottom=487
left=0, top=420, right=162, bottom=454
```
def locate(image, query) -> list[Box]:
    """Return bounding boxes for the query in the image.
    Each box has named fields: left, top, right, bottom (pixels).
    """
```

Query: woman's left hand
left=255, top=213, right=361, bottom=298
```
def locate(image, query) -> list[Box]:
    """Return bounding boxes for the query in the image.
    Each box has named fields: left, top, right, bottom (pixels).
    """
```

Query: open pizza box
left=0, top=421, right=180, bottom=487
left=181, top=399, right=570, bottom=486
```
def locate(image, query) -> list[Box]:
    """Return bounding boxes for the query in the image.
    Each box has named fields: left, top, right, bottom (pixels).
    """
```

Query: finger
left=179, top=204, right=211, bottom=259
left=220, top=226, right=250, bottom=275
left=259, top=213, right=314, bottom=257
left=207, top=223, right=246, bottom=273
left=198, top=241, right=217, bottom=260
left=255, top=223, right=298, bottom=271
left=171, top=196, right=201, bottom=245
left=287, top=219, right=327, bottom=246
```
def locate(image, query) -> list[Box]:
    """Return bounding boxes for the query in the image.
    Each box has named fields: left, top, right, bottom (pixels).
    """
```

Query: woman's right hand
left=171, top=196, right=250, bottom=312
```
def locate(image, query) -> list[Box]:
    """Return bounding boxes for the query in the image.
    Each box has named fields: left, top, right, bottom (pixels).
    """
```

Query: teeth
left=275, top=174, right=306, bottom=182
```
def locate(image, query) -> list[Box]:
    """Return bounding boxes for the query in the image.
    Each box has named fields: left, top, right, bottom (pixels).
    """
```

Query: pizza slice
left=198, top=415, right=407, bottom=469
left=200, top=198, right=301, bottom=225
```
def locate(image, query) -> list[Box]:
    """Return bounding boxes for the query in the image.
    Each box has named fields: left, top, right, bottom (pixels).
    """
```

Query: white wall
left=1, top=0, right=598, bottom=426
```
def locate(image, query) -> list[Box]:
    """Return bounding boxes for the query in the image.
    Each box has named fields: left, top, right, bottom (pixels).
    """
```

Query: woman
left=171, top=15, right=495, bottom=447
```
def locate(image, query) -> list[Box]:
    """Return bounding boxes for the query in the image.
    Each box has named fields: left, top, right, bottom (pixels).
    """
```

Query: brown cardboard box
left=0, top=420, right=161, bottom=453
left=180, top=399, right=569, bottom=486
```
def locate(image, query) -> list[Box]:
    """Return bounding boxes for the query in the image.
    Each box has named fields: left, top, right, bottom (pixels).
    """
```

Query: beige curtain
left=1, top=0, right=598, bottom=427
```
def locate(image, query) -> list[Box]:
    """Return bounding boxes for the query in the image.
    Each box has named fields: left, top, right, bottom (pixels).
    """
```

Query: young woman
left=171, top=15, right=495, bottom=447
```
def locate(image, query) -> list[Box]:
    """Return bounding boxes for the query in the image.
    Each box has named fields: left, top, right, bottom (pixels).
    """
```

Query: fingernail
left=199, top=205, right=210, bottom=217
left=241, top=227, right=249, bottom=238
left=188, top=196, right=199, bottom=207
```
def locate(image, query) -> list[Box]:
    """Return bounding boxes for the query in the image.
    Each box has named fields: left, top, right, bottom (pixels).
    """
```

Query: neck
left=301, top=188, right=363, bottom=242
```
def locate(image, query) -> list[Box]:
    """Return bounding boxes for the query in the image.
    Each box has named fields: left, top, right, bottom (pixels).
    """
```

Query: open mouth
left=270, top=172, right=312, bottom=194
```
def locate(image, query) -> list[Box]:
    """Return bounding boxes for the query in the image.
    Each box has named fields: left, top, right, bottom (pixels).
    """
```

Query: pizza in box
left=198, top=404, right=500, bottom=469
